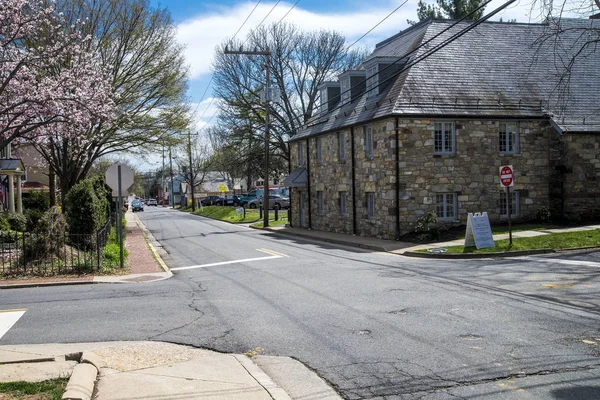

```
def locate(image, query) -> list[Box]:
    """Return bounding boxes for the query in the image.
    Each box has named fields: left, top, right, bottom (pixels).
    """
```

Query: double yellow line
left=257, top=248, right=289, bottom=258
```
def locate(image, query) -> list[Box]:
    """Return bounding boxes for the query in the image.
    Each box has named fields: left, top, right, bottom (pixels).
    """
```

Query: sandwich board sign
left=465, top=212, right=495, bottom=249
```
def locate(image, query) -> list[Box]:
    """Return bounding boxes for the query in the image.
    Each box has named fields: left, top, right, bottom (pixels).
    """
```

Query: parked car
left=216, top=195, right=241, bottom=206
left=247, top=194, right=290, bottom=210
left=131, top=199, right=144, bottom=212
left=200, top=195, right=223, bottom=206
left=148, top=198, right=158, bottom=206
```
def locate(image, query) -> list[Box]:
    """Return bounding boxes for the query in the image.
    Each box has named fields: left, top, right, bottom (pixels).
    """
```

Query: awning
left=282, top=168, right=307, bottom=188
left=0, top=159, right=24, bottom=172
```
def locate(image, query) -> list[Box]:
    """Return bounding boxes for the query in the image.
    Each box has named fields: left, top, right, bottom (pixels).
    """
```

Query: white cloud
left=189, top=97, right=223, bottom=131
left=177, top=0, right=554, bottom=81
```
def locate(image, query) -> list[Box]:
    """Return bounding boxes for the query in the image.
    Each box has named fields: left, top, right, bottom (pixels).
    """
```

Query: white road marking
left=513, top=257, right=600, bottom=267
left=0, top=309, right=26, bottom=340
left=172, top=255, right=282, bottom=271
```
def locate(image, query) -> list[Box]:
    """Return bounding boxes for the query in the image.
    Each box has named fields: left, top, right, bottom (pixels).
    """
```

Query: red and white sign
left=500, top=165, right=514, bottom=187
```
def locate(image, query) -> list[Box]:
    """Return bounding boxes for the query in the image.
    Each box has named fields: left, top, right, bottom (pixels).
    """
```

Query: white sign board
left=193, top=193, right=206, bottom=199
left=465, top=212, right=495, bottom=249
left=105, top=164, right=134, bottom=197
left=236, top=207, right=244, bottom=215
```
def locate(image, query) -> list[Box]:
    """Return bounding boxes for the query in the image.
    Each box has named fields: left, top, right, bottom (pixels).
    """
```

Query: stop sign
left=105, top=164, right=135, bottom=197
left=499, top=165, right=514, bottom=187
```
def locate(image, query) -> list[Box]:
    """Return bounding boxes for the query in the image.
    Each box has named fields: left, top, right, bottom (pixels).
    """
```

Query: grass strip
left=419, top=229, right=600, bottom=254
left=192, top=206, right=288, bottom=224
left=0, top=379, right=68, bottom=400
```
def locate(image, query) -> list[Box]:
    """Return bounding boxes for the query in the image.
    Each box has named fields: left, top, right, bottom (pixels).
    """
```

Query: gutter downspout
left=395, top=117, right=400, bottom=241
left=351, top=127, right=357, bottom=235
left=306, top=138, right=312, bottom=229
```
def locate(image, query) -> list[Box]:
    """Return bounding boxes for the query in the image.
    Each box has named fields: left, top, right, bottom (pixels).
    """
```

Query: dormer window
left=318, top=82, right=341, bottom=114
left=338, top=70, right=366, bottom=105
left=363, top=57, right=406, bottom=98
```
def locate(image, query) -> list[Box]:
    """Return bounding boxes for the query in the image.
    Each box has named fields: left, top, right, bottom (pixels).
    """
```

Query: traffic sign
left=105, top=164, right=134, bottom=197
left=499, top=165, right=514, bottom=187
left=219, top=184, right=228, bottom=193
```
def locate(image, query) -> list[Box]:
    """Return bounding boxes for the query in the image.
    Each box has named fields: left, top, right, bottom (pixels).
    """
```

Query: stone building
left=284, top=18, right=600, bottom=240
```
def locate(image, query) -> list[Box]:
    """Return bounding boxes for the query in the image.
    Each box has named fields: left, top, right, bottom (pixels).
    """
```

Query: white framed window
left=367, top=192, right=375, bottom=220
left=366, top=64, right=378, bottom=97
left=434, top=122, right=455, bottom=155
left=365, top=125, right=374, bottom=159
left=341, top=77, right=351, bottom=105
left=317, top=191, right=324, bottom=214
left=0, top=143, right=11, bottom=159
left=317, top=137, right=323, bottom=164
left=338, top=132, right=346, bottom=162
left=298, top=142, right=304, bottom=165
left=500, top=190, right=520, bottom=217
left=339, top=192, right=347, bottom=216
left=435, top=193, right=457, bottom=221
left=499, top=122, right=519, bottom=154
left=320, top=88, right=328, bottom=114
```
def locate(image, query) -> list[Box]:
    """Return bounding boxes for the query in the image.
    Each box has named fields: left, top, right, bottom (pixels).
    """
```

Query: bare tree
left=212, top=22, right=367, bottom=178
left=176, top=135, right=212, bottom=197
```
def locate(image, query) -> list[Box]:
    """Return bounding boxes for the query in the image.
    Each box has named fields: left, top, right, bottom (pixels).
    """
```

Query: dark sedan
left=200, top=196, right=223, bottom=206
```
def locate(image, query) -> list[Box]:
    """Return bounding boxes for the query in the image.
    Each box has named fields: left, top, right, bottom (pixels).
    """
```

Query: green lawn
left=0, top=379, right=68, bottom=400
left=421, top=229, right=600, bottom=254
left=191, top=206, right=288, bottom=224
left=251, top=219, right=288, bottom=228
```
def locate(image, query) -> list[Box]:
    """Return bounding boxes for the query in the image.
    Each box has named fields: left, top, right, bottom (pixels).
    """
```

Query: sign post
left=105, top=164, right=134, bottom=269
left=500, top=165, right=514, bottom=245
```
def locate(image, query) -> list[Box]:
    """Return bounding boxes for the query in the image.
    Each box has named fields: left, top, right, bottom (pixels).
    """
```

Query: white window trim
left=365, top=125, right=374, bottom=159
left=366, top=64, right=378, bottom=98
left=367, top=192, right=375, bottom=220
left=499, top=122, right=520, bottom=154
left=500, top=190, right=520, bottom=218
left=434, top=121, right=455, bottom=155
left=321, top=88, right=328, bottom=114
left=436, top=193, right=458, bottom=221
left=341, top=77, right=350, bottom=105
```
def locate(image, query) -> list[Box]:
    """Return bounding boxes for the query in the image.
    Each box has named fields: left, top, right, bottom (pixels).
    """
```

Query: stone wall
left=289, top=117, right=571, bottom=239
left=562, top=134, right=600, bottom=221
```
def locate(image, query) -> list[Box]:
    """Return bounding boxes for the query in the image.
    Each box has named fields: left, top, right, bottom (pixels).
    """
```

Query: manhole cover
left=460, top=334, right=483, bottom=340
left=427, top=248, right=448, bottom=254
left=358, top=330, right=372, bottom=335
left=389, top=309, right=408, bottom=315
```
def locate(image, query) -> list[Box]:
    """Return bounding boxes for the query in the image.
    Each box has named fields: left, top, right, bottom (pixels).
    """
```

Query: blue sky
left=148, top=0, right=533, bottom=130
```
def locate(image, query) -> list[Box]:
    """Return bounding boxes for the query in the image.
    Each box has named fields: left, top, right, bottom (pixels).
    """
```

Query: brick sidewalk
left=124, top=215, right=163, bottom=274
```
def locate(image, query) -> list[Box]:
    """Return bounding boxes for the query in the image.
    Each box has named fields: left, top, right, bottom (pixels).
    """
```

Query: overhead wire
left=307, top=0, right=513, bottom=128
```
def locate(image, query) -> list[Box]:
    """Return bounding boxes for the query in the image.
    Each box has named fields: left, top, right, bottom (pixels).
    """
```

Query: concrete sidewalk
left=0, top=341, right=341, bottom=400
left=259, top=224, right=600, bottom=255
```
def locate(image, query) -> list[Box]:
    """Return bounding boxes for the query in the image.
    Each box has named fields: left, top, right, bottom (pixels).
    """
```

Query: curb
left=233, top=355, right=292, bottom=400
left=62, top=351, right=102, bottom=400
left=132, top=213, right=172, bottom=278
left=253, top=226, right=390, bottom=252
left=403, top=249, right=557, bottom=259
left=0, top=280, right=97, bottom=290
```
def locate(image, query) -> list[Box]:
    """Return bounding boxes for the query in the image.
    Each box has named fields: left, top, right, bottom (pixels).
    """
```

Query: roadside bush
left=24, top=209, right=44, bottom=232
left=65, top=178, right=108, bottom=246
left=21, top=207, right=69, bottom=265
left=22, top=190, right=50, bottom=212
left=414, top=211, right=439, bottom=241
left=7, top=213, right=27, bottom=232
left=0, top=214, right=10, bottom=231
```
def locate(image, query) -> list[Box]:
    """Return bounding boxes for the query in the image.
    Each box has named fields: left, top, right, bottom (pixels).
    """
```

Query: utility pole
left=188, top=130, right=195, bottom=212
left=169, top=146, right=175, bottom=208
left=161, top=144, right=165, bottom=206
left=224, top=46, right=271, bottom=227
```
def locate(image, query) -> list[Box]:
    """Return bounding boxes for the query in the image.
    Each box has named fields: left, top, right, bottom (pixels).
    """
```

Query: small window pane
left=365, top=126, right=374, bottom=158
left=298, top=143, right=304, bottom=165
left=339, top=133, right=346, bottom=162
left=339, top=192, right=347, bottom=215
left=317, top=191, right=324, bottom=214
left=434, top=122, right=454, bottom=154
left=436, top=193, right=457, bottom=220
left=317, top=137, right=322, bottom=164
left=500, top=190, right=519, bottom=217
left=499, top=122, right=519, bottom=154
left=367, top=193, right=375, bottom=220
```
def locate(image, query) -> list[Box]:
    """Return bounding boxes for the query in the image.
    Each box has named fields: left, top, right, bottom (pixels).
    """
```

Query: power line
left=232, top=0, right=263, bottom=39
left=276, top=0, right=300, bottom=25
left=309, top=0, right=506, bottom=126
left=345, top=0, right=410, bottom=50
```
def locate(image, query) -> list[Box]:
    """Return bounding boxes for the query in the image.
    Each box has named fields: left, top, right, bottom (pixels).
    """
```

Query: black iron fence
left=0, top=219, right=111, bottom=276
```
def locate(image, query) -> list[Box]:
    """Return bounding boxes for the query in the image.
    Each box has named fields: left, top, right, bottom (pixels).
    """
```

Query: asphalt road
left=2, top=206, right=600, bottom=399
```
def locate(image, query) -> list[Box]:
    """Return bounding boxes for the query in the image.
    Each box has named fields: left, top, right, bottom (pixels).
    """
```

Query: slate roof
left=282, top=168, right=307, bottom=187
left=292, top=18, right=600, bottom=141
left=0, top=159, right=24, bottom=172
